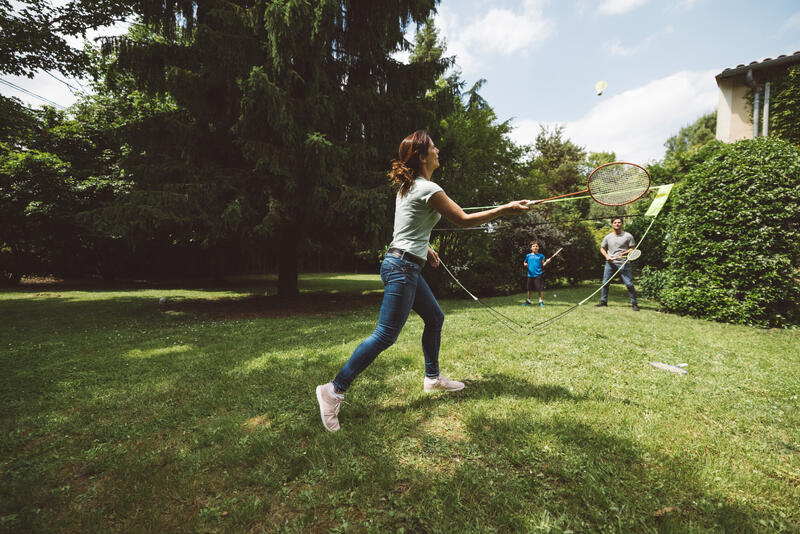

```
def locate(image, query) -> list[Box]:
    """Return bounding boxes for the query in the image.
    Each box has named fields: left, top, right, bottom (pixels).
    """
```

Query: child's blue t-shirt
left=525, top=253, right=545, bottom=277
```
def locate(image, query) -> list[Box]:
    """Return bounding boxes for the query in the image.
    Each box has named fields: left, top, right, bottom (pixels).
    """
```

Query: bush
left=0, top=149, right=80, bottom=281
left=624, top=214, right=669, bottom=271
left=638, top=265, right=668, bottom=300
left=657, top=137, right=800, bottom=327
left=431, top=209, right=600, bottom=298
left=493, top=210, right=601, bottom=288
left=434, top=229, right=518, bottom=297
left=767, top=65, right=800, bottom=145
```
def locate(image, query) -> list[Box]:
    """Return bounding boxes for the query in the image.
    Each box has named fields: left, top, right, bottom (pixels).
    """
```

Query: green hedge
left=657, top=137, right=800, bottom=327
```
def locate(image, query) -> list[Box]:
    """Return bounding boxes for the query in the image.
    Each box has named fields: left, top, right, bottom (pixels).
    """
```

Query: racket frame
left=587, top=161, right=651, bottom=206
left=529, top=161, right=651, bottom=207
left=614, top=248, right=642, bottom=261
left=545, top=247, right=564, bottom=263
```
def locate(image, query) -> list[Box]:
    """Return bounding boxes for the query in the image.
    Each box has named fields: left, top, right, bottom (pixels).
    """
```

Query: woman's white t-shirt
left=389, top=177, right=443, bottom=260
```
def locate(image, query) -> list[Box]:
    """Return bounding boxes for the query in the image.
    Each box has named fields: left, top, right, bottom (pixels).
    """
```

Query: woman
left=316, top=130, right=530, bottom=431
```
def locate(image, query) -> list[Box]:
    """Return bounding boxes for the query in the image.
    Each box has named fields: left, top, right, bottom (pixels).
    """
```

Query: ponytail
left=388, top=159, right=416, bottom=196
left=387, top=129, right=432, bottom=196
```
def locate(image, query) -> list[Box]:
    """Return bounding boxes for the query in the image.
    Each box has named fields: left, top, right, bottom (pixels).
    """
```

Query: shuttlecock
left=595, top=80, right=607, bottom=96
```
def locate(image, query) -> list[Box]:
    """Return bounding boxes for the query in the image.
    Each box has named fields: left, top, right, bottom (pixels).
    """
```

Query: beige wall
left=715, top=77, right=753, bottom=142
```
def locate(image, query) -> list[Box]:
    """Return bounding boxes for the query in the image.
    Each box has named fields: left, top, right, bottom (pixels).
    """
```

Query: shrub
left=493, top=211, right=601, bottom=287
left=657, top=137, right=800, bottom=327
left=767, top=65, right=800, bottom=145
left=638, top=265, right=668, bottom=300
left=431, top=209, right=601, bottom=298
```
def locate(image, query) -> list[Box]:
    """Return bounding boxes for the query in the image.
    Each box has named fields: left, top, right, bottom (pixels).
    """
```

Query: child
left=523, top=241, right=552, bottom=307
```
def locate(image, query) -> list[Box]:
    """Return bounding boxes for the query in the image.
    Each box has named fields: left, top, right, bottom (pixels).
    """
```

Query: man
left=596, top=216, right=639, bottom=311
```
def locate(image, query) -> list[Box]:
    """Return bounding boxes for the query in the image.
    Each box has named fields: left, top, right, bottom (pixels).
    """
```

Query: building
left=715, top=51, right=800, bottom=142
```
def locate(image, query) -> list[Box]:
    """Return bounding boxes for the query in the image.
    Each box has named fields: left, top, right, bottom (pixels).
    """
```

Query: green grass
left=2, top=274, right=798, bottom=533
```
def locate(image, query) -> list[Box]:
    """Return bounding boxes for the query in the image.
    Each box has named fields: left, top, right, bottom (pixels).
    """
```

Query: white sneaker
left=316, top=383, right=343, bottom=431
left=424, top=375, right=465, bottom=393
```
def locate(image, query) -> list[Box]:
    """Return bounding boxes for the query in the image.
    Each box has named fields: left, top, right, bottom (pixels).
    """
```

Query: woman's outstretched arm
left=428, top=191, right=529, bottom=228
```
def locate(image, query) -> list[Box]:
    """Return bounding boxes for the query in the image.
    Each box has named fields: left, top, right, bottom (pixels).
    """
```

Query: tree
left=426, top=75, right=533, bottom=294
left=106, top=0, right=444, bottom=296
left=531, top=125, right=586, bottom=199
left=663, top=111, right=716, bottom=160
left=0, top=0, right=132, bottom=77
left=0, top=96, right=40, bottom=147
left=0, top=148, right=78, bottom=283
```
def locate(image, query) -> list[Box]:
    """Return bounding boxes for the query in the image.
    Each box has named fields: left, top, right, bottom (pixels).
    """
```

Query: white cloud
left=780, top=11, right=800, bottom=33
left=597, top=0, right=648, bottom=15
left=436, top=0, right=554, bottom=74
left=509, top=70, right=719, bottom=163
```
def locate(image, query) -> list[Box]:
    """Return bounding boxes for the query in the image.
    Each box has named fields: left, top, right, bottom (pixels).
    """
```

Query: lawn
left=1, top=274, right=798, bottom=533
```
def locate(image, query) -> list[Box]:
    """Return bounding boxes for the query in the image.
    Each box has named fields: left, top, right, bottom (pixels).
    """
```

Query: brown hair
left=387, top=129, right=433, bottom=196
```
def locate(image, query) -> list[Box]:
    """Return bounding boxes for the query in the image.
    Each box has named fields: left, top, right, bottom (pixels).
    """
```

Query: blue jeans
left=600, top=261, right=638, bottom=305
left=332, top=254, right=444, bottom=392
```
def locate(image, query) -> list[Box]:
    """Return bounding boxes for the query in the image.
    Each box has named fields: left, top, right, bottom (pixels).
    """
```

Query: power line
left=0, top=78, right=67, bottom=109
left=44, top=71, right=84, bottom=94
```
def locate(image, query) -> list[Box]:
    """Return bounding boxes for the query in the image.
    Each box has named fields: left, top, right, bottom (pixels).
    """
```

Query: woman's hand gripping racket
left=528, top=162, right=651, bottom=207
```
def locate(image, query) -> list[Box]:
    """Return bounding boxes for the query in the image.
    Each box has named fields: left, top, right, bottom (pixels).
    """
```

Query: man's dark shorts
left=527, top=276, right=544, bottom=292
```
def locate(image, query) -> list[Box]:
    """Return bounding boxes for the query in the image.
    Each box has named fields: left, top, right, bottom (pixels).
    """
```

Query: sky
left=2, top=0, right=799, bottom=163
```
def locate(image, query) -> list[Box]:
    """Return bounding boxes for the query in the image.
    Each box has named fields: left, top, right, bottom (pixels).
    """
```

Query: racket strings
left=588, top=163, right=650, bottom=206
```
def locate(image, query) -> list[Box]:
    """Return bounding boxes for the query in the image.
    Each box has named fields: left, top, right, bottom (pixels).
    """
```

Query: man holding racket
left=596, top=216, right=640, bottom=311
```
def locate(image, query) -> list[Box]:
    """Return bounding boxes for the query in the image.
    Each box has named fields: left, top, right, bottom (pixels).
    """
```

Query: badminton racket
left=544, top=247, right=563, bottom=264
left=529, top=162, right=651, bottom=207
left=613, top=249, right=642, bottom=261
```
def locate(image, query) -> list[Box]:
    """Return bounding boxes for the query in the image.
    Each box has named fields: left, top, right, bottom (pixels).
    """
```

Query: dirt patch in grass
left=161, top=294, right=383, bottom=319
left=244, top=415, right=272, bottom=430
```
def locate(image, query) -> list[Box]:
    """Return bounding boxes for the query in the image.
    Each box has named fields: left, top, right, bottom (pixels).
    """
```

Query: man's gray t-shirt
left=389, top=177, right=443, bottom=260
left=601, top=231, right=636, bottom=264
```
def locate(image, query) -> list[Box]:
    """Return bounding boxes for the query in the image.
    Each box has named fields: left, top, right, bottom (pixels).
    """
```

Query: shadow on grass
left=303, top=370, right=777, bottom=532
left=454, top=373, right=582, bottom=403
left=2, top=339, right=786, bottom=533
left=432, top=413, right=770, bottom=532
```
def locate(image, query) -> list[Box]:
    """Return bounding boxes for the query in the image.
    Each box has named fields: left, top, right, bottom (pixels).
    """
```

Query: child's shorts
left=527, top=276, right=544, bottom=292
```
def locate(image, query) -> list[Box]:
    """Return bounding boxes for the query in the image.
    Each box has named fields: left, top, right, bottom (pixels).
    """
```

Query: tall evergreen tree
left=107, top=0, right=445, bottom=295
